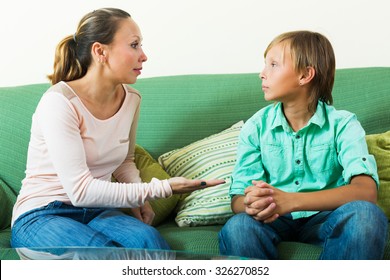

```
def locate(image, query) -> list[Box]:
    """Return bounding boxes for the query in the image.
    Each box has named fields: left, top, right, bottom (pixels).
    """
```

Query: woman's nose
left=140, top=49, right=148, bottom=63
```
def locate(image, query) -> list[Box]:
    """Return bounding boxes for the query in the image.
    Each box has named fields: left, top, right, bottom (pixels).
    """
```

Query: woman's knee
left=135, top=224, right=170, bottom=250
left=12, top=214, right=112, bottom=247
left=114, top=218, right=169, bottom=249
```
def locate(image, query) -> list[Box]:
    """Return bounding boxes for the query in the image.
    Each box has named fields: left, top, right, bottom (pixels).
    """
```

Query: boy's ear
left=299, top=66, right=315, bottom=85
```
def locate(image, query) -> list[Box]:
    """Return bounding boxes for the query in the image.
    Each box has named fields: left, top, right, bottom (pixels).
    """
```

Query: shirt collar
left=271, top=101, right=326, bottom=131
left=309, top=101, right=326, bottom=128
left=270, top=102, right=287, bottom=130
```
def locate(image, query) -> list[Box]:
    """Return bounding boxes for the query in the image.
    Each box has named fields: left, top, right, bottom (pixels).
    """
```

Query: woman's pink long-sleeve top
left=11, top=82, right=172, bottom=226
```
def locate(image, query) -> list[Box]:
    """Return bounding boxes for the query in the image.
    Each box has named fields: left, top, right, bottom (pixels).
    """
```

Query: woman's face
left=105, top=18, right=147, bottom=84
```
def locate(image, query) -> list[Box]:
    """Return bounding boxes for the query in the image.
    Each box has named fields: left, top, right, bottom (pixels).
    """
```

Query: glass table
left=1, top=247, right=245, bottom=260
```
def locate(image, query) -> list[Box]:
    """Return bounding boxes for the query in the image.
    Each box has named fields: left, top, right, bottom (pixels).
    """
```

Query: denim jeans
left=11, top=201, right=170, bottom=250
left=219, top=201, right=388, bottom=259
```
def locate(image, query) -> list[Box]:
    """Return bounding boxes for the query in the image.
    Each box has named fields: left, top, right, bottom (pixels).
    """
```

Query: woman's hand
left=168, top=177, right=225, bottom=194
left=129, top=201, right=155, bottom=225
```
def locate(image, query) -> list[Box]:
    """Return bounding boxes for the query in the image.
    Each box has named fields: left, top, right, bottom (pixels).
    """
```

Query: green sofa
left=1, top=67, right=389, bottom=259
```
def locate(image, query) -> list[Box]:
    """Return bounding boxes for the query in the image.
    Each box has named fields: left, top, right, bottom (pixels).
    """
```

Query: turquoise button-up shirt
left=230, top=101, right=379, bottom=219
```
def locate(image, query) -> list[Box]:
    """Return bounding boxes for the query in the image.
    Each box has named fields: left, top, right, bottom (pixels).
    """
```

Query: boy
left=219, top=31, right=388, bottom=259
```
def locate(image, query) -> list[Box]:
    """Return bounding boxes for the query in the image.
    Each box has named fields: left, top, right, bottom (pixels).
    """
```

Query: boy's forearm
left=231, top=195, right=246, bottom=213
left=291, top=175, right=377, bottom=212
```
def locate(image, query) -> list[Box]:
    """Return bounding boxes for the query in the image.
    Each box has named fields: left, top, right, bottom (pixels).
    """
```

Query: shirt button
left=295, top=181, right=299, bottom=185
left=296, top=160, right=301, bottom=164
left=362, top=157, right=367, bottom=161
left=296, top=135, right=300, bottom=139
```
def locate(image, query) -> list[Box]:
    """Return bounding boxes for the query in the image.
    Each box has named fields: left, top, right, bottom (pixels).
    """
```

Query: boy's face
left=260, top=43, right=302, bottom=102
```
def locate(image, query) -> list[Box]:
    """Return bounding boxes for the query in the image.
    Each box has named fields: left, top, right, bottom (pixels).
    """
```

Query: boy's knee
left=335, top=201, right=387, bottom=236
left=341, top=201, right=386, bottom=221
left=222, top=213, right=254, bottom=234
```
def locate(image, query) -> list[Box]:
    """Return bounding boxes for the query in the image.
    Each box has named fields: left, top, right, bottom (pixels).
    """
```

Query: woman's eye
left=130, top=42, right=139, bottom=49
left=130, top=42, right=143, bottom=50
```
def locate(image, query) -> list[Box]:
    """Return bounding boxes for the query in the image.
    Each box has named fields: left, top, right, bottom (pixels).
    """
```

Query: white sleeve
left=36, top=92, right=172, bottom=208
left=113, top=102, right=142, bottom=184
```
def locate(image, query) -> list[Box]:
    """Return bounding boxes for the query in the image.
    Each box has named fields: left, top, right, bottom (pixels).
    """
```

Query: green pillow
left=158, top=121, right=243, bottom=227
left=366, top=131, right=390, bottom=220
left=135, top=145, right=179, bottom=226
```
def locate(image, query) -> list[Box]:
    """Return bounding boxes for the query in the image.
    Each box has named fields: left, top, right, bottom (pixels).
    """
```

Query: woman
left=11, top=8, right=224, bottom=249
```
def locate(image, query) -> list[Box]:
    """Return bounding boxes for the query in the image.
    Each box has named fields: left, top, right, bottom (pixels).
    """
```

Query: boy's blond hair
left=265, top=31, right=336, bottom=113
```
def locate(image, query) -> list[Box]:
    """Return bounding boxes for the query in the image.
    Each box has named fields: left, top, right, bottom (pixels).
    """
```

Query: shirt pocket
left=307, top=143, right=338, bottom=172
left=262, top=143, right=287, bottom=174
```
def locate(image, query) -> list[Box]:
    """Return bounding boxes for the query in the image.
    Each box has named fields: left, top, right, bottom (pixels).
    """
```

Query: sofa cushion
left=158, top=121, right=243, bottom=227
left=366, top=131, right=390, bottom=220
left=135, top=145, right=180, bottom=226
left=157, top=220, right=222, bottom=254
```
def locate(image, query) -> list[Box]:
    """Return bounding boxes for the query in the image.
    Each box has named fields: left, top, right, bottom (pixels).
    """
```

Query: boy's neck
left=282, top=103, right=314, bottom=132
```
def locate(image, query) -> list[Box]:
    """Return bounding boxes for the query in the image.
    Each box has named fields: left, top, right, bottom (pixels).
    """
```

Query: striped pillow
left=158, top=121, right=243, bottom=227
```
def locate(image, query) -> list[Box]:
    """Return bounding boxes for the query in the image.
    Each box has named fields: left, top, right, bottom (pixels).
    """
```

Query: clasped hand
left=244, top=180, right=291, bottom=223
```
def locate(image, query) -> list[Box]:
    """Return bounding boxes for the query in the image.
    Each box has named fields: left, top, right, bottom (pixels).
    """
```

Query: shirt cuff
left=151, top=178, right=173, bottom=198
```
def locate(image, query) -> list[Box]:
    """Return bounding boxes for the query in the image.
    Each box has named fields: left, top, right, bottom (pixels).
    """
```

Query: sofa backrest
left=133, top=73, right=265, bottom=158
left=0, top=84, right=49, bottom=228
left=134, top=67, right=390, bottom=158
left=0, top=67, right=389, bottom=209
left=0, top=84, right=49, bottom=200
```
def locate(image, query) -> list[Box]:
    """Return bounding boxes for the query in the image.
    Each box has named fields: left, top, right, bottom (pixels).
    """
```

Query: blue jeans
left=11, top=201, right=170, bottom=250
left=219, top=201, right=388, bottom=259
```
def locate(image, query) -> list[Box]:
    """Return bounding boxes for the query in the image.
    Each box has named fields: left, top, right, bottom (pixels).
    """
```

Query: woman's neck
left=67, top=74, right=125, bottom=120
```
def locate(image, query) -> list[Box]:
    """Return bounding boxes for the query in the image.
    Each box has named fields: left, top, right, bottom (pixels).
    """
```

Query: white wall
left=1, top=0, right=389, bottom=87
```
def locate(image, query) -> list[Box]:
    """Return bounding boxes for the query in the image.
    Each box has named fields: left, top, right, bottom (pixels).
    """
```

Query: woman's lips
left=133, top=68, right=142, bottom=75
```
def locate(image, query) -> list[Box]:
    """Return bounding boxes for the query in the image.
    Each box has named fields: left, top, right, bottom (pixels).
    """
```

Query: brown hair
left=264, top=31, right=336, bottom=113
left=47, top=8, right=131, bottom=84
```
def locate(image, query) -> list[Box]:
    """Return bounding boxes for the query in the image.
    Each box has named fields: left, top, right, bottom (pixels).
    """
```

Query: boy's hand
left=246, top=180, right=295, bottom=223
left=244, top=180, right=279, bottom=223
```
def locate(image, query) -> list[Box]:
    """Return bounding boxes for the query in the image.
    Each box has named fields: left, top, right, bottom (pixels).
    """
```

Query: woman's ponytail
left=47, top=35, right=85, bottom=85
left=47, top=8, right=131, bottom=85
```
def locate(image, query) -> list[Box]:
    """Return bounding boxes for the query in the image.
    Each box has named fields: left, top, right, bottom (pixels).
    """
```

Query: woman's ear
left=91, top=42, right=107, bottom=64
left=299, top=66, right=315, bottom=86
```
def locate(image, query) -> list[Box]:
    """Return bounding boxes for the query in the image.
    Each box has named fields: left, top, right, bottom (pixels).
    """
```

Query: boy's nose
left=259, top=71, right=265, bottom=80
